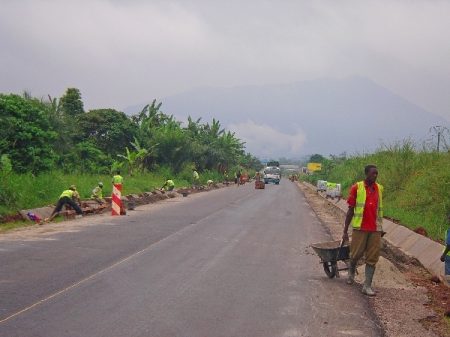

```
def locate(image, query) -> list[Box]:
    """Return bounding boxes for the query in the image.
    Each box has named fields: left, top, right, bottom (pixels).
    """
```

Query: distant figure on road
left=91, top=182, right=104, bottom=204
left=45, top=185, right=83, bottom=223
left=235, top=170, right=241, bottom=186
left=440, top=213, right=450, bottom=281
left=240, top=172, right=248, bottom=185
left=343, top=164, right=384, bottom=296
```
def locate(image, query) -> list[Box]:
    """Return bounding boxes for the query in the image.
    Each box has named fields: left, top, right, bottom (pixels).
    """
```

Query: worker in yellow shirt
left=112, top=170, right=123, bottom=185
left=45, top=185, right=82, bottom=223
left=91, top=182, right=104, bottom=204
left=161, top=179, right=175, bottom=192
left=192, top=168, right=200, bottom=189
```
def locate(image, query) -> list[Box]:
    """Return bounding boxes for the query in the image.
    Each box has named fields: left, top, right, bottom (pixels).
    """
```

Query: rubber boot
left=346, top=261, right=356, bottom=285
left=362, top=264, right=376, bottom=296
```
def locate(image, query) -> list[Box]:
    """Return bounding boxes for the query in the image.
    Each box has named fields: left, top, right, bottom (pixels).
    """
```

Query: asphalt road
left=0, top=181, right=382, bottom=337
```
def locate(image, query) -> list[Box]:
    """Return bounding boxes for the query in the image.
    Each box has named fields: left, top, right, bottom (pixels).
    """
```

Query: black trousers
left=54, top=196, right=82, bottom=215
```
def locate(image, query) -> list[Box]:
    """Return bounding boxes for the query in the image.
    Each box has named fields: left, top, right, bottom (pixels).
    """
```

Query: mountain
left=125, top=77, right=446, bottom=157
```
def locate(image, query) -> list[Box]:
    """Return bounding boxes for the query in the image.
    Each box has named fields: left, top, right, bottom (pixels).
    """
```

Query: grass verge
left=0, top=167, right=231, bottom=232
left=302, top=143, right=450, bottom=241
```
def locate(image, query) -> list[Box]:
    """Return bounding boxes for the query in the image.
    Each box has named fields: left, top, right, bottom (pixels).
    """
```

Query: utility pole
left=429, top=125, right=449, bottom=152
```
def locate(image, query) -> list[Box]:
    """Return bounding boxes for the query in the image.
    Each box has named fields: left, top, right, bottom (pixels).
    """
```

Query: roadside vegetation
left=0, top=89, right=261, bottom=224
left=302, top=142, right=450, bottom=241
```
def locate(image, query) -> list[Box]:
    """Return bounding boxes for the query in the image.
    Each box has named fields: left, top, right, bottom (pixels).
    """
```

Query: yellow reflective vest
left=192, top=171, right=199, bottom=180
left=351, top=181, right=384, bottom=230
left=60, top=190, right=74, bottom=199
left=112, top=175, right=123, bottom=184
left=91, top=186, right=103, bottom=199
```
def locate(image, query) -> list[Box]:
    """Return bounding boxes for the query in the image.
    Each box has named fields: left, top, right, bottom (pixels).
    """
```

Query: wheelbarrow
left=311, top=240, right=350, bottom=278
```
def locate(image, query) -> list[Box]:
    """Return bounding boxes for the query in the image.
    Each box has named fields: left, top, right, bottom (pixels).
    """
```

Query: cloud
left=229, top=121, right=307, bottom=158
left=0, top=0, right=449, bottom=122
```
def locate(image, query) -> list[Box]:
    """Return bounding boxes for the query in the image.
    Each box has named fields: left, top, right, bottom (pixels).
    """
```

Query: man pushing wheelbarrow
left=342, top=164, right=384, bottom=296
left=312, top=164, right=384, bottom=296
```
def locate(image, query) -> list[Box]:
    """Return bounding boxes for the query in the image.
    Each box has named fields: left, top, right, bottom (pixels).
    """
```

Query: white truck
left=263, top=166, right=281, bottom=185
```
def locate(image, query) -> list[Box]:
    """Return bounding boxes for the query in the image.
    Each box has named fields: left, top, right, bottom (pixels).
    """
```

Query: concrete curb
left=299, top=181, right=448, bottom=284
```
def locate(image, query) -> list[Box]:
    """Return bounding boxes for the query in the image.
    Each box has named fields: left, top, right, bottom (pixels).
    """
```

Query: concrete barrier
left=300, top=181, right=447, bottom=283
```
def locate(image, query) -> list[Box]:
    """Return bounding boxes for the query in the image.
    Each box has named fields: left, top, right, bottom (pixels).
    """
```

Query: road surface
left=0, top=181, right=381, bottom=337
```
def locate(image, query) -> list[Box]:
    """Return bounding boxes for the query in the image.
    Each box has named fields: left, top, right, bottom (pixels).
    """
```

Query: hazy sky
left=1, top=0, right=450, bottom=124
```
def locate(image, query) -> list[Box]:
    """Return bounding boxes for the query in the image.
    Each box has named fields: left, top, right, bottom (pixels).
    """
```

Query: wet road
left=0, top=181, right=381, bottom=337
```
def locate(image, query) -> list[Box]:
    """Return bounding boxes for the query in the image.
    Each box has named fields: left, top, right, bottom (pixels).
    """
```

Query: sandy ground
left=297, top=182, right=450, bottom=337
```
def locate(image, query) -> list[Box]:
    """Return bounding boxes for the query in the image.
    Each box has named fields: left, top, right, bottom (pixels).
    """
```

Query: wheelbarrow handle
left=336, top=239, right=346, bottom=261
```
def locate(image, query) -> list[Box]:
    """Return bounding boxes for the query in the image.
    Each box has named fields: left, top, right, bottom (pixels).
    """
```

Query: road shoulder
left=296, top=181, right=450, bottom=337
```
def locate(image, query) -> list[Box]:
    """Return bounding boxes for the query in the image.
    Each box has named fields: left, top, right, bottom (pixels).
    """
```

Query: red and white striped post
left=112, top=183, right=122, bottom=216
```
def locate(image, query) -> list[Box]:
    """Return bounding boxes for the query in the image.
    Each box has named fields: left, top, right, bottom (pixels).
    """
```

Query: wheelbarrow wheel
left=323, top=261, right=337, bottom=278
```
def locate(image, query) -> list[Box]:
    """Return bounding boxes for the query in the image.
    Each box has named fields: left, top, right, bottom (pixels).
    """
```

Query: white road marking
left=0, top=190, right=254, bottom=325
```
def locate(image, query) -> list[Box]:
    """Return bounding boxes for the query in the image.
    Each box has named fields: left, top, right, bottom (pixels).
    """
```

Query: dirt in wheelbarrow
left=297, top=182, right=450, bottom=337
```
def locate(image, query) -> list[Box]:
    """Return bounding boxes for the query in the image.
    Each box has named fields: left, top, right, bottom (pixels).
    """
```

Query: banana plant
left=117, top=138, right=158, bottom=175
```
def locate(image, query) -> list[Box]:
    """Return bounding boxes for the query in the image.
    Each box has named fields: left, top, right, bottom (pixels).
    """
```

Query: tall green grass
left=0, top=167, right=232, bottom=217
left=303, top=143, right=450, bottom=241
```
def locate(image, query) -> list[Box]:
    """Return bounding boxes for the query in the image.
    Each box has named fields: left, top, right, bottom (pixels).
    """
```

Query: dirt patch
left=415, top=227, right=429, bottom=237
left=297, top=182, right=450, bottom=337
left=0, top=213, right=23, bottom=223
left=355, top=256, right=413, bottom=290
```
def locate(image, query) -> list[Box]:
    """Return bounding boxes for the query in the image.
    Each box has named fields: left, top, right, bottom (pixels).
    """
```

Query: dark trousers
left=53, top=197, right=82, bottom=215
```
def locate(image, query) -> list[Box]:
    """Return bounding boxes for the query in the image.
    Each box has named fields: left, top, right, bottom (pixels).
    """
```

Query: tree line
left=0, top=88, right=261, bottom=176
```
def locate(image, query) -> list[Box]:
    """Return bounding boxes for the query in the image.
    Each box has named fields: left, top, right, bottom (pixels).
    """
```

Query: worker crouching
left=91, top=182, right=104, bottom=204
left=161, top=179, right=175, bottom=192
left=45, top=185, right=83, bottom=223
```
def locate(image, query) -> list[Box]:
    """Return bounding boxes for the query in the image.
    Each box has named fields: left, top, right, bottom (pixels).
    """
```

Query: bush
left=0, top=94, right=57, bottom=173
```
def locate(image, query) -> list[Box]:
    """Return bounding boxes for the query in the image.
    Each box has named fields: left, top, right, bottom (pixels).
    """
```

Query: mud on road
left=297, top=182, right=450, bottom=337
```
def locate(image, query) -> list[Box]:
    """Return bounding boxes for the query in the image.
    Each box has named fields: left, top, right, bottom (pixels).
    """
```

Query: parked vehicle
left=316, top=180, right=327, bottom=192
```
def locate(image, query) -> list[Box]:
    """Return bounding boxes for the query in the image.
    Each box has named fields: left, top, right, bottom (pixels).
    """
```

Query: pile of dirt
left=415, top=227, right=429, bottom=237
left=355, top=257, right=413, bottom=290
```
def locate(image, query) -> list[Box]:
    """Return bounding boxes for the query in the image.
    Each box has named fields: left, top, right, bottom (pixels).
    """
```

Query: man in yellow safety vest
left=45, top=185, right=83, bottom=223
left=343, top=164, right=383, bottom=296
left=192, top=168, right=200, bottom=189
left=161, top=179, right=175, bottom=192
left=112, top=170, right=123, bottom=185
left=91, top=182, right=104, bottom=204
